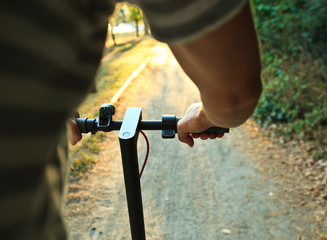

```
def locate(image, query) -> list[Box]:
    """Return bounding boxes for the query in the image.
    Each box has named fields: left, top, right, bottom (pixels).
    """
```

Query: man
left=0, top=0, right=261, bottom=239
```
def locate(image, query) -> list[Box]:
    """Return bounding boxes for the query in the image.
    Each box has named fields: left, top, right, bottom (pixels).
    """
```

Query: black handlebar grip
left=202, top=126, right=229, bottom=134
left=75, top=118, right=97, bottom=133
left=76, top=118, right=88, bottom=133
left=176, top=118, right=229, bottom=134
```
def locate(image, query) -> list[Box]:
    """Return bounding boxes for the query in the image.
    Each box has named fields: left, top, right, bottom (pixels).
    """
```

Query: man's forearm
left=169, top=2, right=262, bottom=129
left=200, top=80, right=262, bottom=128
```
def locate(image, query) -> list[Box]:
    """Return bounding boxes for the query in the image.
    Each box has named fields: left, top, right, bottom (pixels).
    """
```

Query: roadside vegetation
left=251, top=0, right=327, bottom=160
left=250, top=1, right=327, bottom=211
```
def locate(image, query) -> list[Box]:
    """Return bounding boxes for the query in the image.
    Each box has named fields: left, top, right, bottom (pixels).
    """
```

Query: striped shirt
left=0, top=0, right=246, bottom=239
left=136, top=0, right=247, bottom=43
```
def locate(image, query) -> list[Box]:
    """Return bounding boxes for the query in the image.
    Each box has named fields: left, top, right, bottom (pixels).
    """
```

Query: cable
left=139, top=130, right=149, bottom=178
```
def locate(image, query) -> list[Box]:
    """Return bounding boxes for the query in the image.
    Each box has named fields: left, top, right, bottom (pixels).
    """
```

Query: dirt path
left=65, top=44, right=323, bottom=239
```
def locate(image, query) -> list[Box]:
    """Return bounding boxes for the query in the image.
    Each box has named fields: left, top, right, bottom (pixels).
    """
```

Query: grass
left=69, top=133, right=104, bottom=177
left=77, top=35, right=158, bottom=118
left=69, top=35, right=158, bottom=178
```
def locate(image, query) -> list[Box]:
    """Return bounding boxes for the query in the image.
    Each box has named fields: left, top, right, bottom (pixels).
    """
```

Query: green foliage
left=254, top=55, right=327, bottom=130
left=251, top=0, right=327, bottom=58
left=115, top=4, right=143, bottom=32
left=70, top=133, right=105, bottom=177
left=251, top=0, right=327, bottom=158
left=126, top=5, right=142, bottom=22
left=126, top=5, right=143, bottom=37
left=70, top=153, right=96, bottom=177
left=84, top=134, right=102, bottom=154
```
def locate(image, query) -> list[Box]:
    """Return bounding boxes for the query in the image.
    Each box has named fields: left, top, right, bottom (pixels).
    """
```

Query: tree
left=107, top=2, right=124, bottom=46
left=126, top=5, right=143, bottom=37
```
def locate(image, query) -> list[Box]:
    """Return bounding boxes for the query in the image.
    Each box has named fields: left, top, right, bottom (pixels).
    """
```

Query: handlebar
left=76, top=118, right=229, bottom=133
left=76, top=117, right=229, bottom=137
left=75, top=104, right=229, bottom=138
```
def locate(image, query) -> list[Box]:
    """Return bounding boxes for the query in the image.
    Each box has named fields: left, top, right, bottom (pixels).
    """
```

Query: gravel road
left=65, top=44, right=319, bottom=240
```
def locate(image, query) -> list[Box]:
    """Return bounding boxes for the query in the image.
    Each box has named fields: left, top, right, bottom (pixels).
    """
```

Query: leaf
left=221, top=229, right=231, bottom=234
left=319, top=233, right=327, bottom=239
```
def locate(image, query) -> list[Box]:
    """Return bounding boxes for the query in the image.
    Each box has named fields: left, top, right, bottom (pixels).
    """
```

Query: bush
left=251, top=0, right=327, bottom=158
left=251, top=0, right=327, bottom=58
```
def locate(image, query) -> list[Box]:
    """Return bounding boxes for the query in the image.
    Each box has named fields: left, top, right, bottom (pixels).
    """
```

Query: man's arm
left=170, top=2, right=262, bottom=146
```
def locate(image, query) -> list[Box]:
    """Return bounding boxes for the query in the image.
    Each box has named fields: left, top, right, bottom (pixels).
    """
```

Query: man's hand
left=177, top=103, right=224, bottom=147
left=67, top=119, right=82, bottom=145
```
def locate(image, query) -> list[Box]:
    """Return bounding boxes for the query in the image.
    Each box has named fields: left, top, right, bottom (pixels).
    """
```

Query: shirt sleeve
left=133, top=0, right=248, bottom=43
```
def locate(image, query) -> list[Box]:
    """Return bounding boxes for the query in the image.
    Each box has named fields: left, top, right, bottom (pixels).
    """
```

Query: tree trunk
left=135, top=20, right=139, bottom=37
left=108, top=21, right=117, bottom=46
left=111, top=32, right=117, bottom=46
left=144, top=16, right=150, bottom=35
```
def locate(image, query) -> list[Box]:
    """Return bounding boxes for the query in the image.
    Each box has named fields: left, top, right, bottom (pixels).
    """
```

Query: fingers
left=178, top=132, right=194, bottom=148
left=198, top=133, right=209, bottom=140
left=178, top=132, right=224, bottom=147
left=191, top=133, right=224, bottom=140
